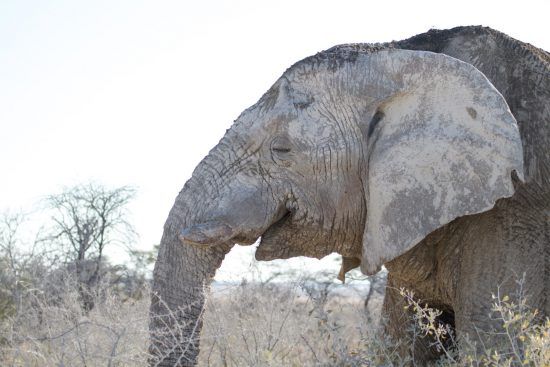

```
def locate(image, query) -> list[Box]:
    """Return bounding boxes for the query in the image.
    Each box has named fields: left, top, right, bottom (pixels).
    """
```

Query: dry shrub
left=199, top=274, right=549, bottom=367
left=400, top=277, right=550, bottom=367
left=199, top=276, right=386, bottom=367
left=0, top=273, right=152, bottom=366
left=0, top=269, right=548, bottom=367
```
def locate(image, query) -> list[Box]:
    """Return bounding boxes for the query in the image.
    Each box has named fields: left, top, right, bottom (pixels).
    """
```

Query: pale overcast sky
left=1, top=0, right=549, bottom=280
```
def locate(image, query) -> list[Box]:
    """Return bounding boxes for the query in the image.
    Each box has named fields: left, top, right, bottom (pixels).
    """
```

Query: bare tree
left=0, top=211, right=54, bottom=319
left=44, top=183, right=136, bottom=310
left=0, top=212, right=28, bottom=319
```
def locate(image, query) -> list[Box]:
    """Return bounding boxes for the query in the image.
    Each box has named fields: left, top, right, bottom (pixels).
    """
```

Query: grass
left=199, top=279, right=378, bottom=366
left=0, top=272, right=548, bottom=366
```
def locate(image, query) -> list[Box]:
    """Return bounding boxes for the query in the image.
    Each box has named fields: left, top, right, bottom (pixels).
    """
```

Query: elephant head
left=149, top=48, right=523, bottom=365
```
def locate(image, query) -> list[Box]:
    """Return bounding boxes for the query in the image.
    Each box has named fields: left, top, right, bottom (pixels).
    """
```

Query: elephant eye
left=271, top=136, right=292, bottom=156
left=272, top=146, right=291, bottom=153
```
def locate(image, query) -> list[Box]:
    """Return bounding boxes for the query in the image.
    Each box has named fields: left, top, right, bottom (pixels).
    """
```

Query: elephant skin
left=149, top=26, right=549, bottom=366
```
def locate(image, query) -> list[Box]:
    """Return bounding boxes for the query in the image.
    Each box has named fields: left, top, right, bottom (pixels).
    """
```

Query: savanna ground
left=1, top=270, right=548, bottom=366
left=0, top=265, right=387, bottom=367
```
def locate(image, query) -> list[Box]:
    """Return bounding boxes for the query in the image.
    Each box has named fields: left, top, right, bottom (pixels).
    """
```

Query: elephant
left=149, top=26, right=549, bottom=366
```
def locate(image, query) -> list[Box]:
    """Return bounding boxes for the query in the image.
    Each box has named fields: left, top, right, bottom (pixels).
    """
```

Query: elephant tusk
left=337, top=256, right=362, bottom=283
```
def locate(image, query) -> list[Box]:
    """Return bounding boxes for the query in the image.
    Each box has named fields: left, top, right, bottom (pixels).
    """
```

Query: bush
left=400, top=280, right=550, bottom=367
left=199, top=278, right=377, bottom=367
left=0, top=272, right=151, bottom=366
left=0, top=266, right=547, bottom=366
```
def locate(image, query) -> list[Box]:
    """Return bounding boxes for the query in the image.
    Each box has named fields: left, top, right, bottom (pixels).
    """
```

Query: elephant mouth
left=256, top=208, right=340, bottom=261
left=255, top=211, right=294, bottom=261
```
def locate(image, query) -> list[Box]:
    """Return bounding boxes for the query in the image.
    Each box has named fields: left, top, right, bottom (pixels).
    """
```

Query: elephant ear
left=360, top=50, right=524, bottom=275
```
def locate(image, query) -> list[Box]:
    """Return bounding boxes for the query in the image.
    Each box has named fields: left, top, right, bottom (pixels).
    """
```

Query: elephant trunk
left=149, top=165, right=231, bottom=367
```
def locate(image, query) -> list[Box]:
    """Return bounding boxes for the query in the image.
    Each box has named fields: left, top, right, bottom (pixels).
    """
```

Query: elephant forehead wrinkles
left=286, top=112, right=334, bottom=143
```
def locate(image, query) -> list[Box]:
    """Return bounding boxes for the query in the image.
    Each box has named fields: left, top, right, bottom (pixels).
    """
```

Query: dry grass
left=0, top=276, right=151, bottom=366
left=0, top=272, right=548, bottom=366
left=0, top=272, right=385, bottom=367
left=199, top=279, right=383, bottom=367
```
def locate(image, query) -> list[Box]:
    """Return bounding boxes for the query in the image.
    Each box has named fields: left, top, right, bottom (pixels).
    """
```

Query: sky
left=1, top=0, right=549, bottom=281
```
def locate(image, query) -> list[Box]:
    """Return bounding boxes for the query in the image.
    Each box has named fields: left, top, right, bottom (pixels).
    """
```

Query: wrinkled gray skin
left=149, top=27, right=549, bottom=366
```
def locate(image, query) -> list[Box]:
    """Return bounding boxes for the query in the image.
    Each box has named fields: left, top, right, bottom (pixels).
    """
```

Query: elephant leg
left=382, top=274, right=448, bottom=365
left=453, top=193, right=549, bottom=358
